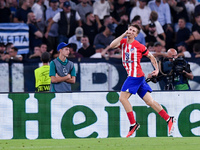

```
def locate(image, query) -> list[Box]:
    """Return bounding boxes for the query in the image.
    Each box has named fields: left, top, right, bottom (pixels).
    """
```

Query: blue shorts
left=121, top=76, right=152, bottom=98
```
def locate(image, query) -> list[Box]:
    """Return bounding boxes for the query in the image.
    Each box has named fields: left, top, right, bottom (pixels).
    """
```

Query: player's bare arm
left=110, top=30, right=128, bottom=48
left=146, top=52, right=159, bottom=76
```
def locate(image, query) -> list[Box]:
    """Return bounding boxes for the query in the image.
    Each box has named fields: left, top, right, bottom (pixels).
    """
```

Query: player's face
left=61, top=47, right=70, bottom=57
left=127, top=26, right=138, bottom=38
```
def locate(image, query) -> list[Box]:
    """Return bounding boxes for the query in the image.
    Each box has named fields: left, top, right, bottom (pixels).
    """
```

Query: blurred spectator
left=31, top=0, right=46, bottom=33
left=93, top=0, right=114, bottom=29
left=29, top=46, right=42, bottom=59
left=115, top=14, right=128, bottom=38
left=101, top=47, right=122, bottom=59
left=45, top=1, right=82, bottom=44
left=59, top=0, right=77, bottom=10
left=93, top=23, right=115, bottom=50
left=5, top=42, right=14, bottom=54
left=185, top=12, right=200, bottom=53
left=67, top=0, right=77, bottom=10
left=193, top=42, right=200, bottom=58
left=3, top=47, right=23, bottom=62
left=194, top=4, right=200, bottom=17
left=131, top=15, right=146, bottom=45
left=0, top=0, right=11, bottom=23
left=152, top=42, right=167, bottom=60
left=27, top=12, right=43, bottom=54
left=130, top=0, right=151, bottom=30
left=7, top=0, right=18, bottom=22
left=68, top=43, right=83, bottom=58
left=145, top=22, right=165, bottom=47
left=45, top=0, right=62, bottom=57
left=34, top=51, right=51, bottom=92
left=78, top=35, right=95, bottom=57
left=175, top=18, right=191, bottom=46
left=148, top=0, right=174, bottom=50
left=147, top=42, right=155, bottom=53
left=68, top=27, right=84, bottom=52
left=29, top=0, right=34, bottom=7
left=176, top=42, right=191, bottom=58
left=149, top=11, right=166, bottom=41
left=14, top=0, right=32, bottom=23
left=90, top=44, right=105, bottom=58
left=148, top=0, right=172, bottom=27
left=98, top=15, right=114, bottom=33
left=44, top=0, right=50, bottom=8
left=90, top=44, right=121, bottom=59
left=82, top=12, right=98, bottom=46
left=40, top=43, right=48, bottom=53
left=111, top=0, right=131, bottom=23
left=0, top=43, right=5, bottom=61
left=181, top=0, right=195, bottom=22
left=168, top=0, right=190, bottom=32
left=75, top=0, right=93, bottom=23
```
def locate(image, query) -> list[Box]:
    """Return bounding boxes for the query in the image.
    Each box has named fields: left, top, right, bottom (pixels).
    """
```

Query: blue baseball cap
left=63, top=1, right=71, bottom=7
left=57, top=42, right=70, bottom=51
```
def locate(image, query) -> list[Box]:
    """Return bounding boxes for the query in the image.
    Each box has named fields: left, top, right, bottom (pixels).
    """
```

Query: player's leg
left=142, top=92, right=175, bottom=135
left=119, top=91, right=132, bottom=113
left=119, top=91, right=140, bottom=137
left=142, top=92, right=164, bottom=113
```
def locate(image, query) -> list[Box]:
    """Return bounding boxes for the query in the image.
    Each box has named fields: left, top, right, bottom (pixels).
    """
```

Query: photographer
left=147, top=48, right=193, bottom=90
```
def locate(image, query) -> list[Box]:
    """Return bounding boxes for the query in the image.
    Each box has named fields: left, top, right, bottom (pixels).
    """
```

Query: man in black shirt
left=78, top=36, right=95, bottom=57
left=82, top=12, right=98, bottom=46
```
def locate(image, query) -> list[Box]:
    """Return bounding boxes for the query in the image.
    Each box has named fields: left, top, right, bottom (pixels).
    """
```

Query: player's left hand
left=151, top=69, right=159, bottom=76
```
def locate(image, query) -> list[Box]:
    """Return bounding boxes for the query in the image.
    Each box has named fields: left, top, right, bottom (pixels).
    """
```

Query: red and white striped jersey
left=119, top=38, right=149, bottom=77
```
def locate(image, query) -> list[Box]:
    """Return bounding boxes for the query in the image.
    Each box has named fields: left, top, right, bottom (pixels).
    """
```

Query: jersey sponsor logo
left=123, top=60, right=133, bottom=63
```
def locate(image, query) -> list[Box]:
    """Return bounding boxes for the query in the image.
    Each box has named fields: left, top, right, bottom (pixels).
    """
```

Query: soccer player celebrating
left=110, top=24, right=175, bottom=137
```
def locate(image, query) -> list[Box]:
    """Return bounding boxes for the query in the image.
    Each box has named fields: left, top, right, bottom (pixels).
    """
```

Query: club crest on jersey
left=130, top=47, right=136, bottom=52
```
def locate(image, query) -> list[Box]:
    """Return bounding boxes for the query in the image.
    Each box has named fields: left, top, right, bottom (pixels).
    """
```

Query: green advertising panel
left=0, top=91, right=200, bottom=139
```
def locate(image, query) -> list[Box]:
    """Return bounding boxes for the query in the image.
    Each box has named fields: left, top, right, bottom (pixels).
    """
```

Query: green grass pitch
left=0, top=137, right=199, bottom=150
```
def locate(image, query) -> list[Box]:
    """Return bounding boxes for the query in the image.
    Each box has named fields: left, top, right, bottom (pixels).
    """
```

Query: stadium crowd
left=0, top=0, right=200, bottom=61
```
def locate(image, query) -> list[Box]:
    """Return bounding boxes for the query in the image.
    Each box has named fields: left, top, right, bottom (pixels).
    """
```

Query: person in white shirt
left=93, top=0, right=114, bottom=29
left=32, top=0, right=46, bottom=33
left=177, top=42, right=191, bottom=58
left=45, top=1, right=82, bottom=44
left=149, top=11, right=166, bottom=41
left=130, top=0, right=151, bottom=29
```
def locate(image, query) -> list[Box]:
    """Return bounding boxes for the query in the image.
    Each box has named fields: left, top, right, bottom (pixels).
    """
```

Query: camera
left=172, top=57, right=187, bottom=73
left=163, top=57, right=189, bottom=90
left=146, top=57, right=189, bottom=90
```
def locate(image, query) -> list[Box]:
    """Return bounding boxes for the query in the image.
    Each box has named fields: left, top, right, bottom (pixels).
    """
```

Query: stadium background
left=0, top=22, right=200, bottom=140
